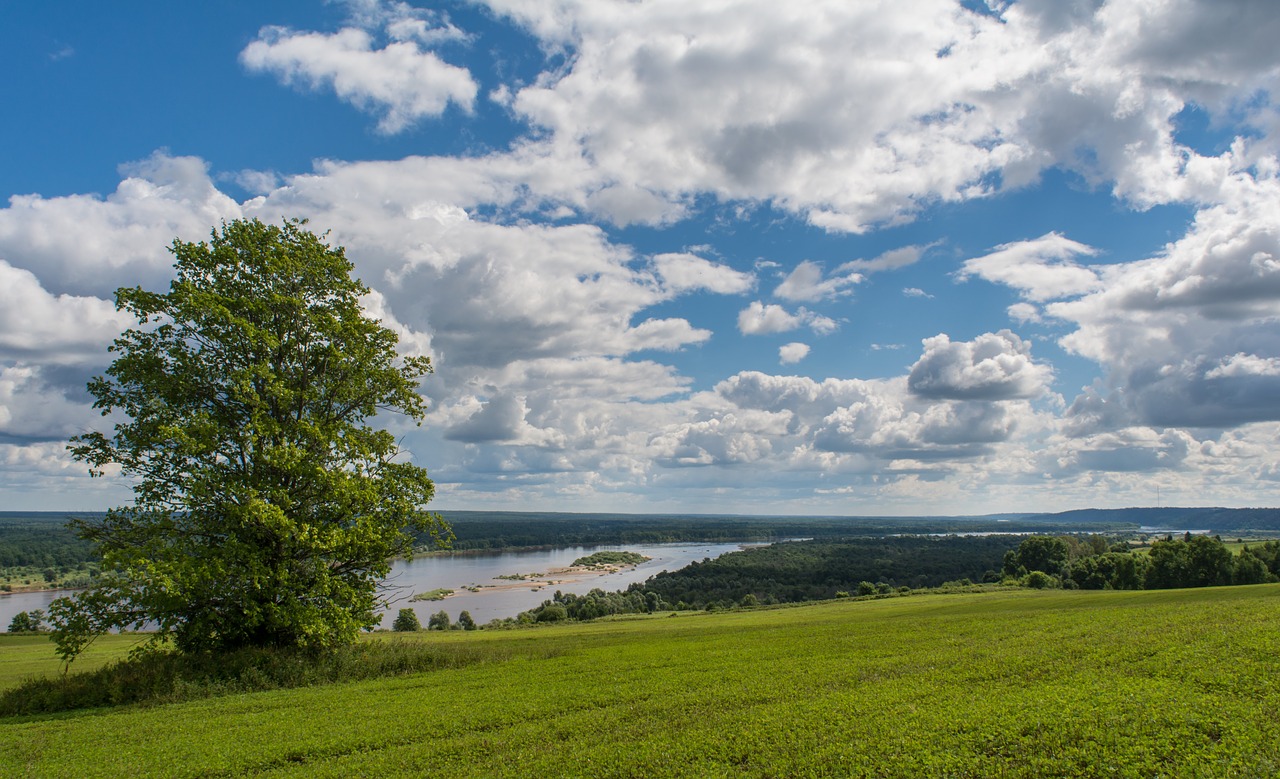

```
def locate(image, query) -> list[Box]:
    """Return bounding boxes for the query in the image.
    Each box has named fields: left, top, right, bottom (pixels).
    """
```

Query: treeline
left=422, top=511, right=1137, bottom=553
left=510, top=536, right=1021, bottom=623
left=1004, top=533, right=1280, bottom=590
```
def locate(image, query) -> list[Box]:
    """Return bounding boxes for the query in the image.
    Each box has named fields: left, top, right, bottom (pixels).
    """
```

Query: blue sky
left=3, top=0, right=1280, bottom=515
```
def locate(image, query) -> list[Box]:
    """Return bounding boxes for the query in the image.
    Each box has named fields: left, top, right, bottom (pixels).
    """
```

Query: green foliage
left=456, top=611, right=477, bottom=631
left=1003, top=535, right=1070, bottom=577
left=638, top=536, right=1019, bottom=608
left=1021, top=570, right=1059, bottom=589
left=571, top=550, right=650, bottom=568
left=0, top=513, right=99, bottom=591
left=1146, top=535, right=1236, bottom=589
left=6, top=609, right=44, bottom=633
left=427, top=611, right=451, bottom=631
left=392, top=609, right=421, bottom=632
left=54, top=218, right=449, bottom=661
left=1067, top=551, right=1149, bottom=590
left=409, top=588, right=453, bottom=602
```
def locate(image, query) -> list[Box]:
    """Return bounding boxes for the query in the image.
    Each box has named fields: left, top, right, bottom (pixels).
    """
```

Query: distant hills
left=1027, top=506, right=1280, bottom=534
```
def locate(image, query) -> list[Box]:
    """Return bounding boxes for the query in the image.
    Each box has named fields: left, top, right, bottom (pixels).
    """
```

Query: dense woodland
left=512, top=535, right=1018, bottom=623
left=1005, top=533, right=1280, bottom=590
left=0, top=514, right=99, bottom=591
left=427, top=509, right=1145, bottom=552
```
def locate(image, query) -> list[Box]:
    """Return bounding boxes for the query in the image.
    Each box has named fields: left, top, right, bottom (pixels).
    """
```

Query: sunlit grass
left=2, top=585, right=1278, bottom=777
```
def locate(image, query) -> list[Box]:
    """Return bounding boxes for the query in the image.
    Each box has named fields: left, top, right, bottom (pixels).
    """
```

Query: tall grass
left=0, top=636, right=550, bottom=717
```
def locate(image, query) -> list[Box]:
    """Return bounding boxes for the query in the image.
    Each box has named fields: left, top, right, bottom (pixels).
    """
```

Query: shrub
left=1022, top=571, right=1059, bottom=589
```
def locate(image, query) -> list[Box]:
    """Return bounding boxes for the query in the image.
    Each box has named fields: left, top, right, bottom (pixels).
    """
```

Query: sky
left=3, top=0, right=1280, bottom=516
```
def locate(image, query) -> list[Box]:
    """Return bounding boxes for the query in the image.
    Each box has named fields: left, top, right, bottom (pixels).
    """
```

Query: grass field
left=2, top=585, right=1278, bottom=777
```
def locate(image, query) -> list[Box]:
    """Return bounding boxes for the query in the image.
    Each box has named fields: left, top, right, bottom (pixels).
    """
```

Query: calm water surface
left=0, top=541, right=756, bottom=632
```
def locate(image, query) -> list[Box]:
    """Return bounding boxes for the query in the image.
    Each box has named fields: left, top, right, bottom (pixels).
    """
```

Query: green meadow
left=2, top=585, right=1278, bottom=777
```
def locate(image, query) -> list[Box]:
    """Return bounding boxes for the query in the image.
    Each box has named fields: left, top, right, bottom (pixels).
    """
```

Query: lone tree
left=392, top=608, right=422, bottom=632
left=51, top=218, right=449, bottom=662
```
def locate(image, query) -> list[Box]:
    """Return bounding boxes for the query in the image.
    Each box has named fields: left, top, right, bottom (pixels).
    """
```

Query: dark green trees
left=52, top=218, right=448, bottom=662
left=8, top=610, right=44, bottom=633
left=1145, top=535, right=1235, bottom=589
left=1002, top=536, right=1069, bottom=578
left=392, top=609, right=422, bottom=632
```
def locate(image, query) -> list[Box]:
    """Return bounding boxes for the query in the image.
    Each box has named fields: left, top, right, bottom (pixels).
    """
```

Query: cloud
left=1046, top=427, right=1194, bottom=475
left=445, top=393, right=526, bottom=443
left=241, top=26, right=477, bottom=134
left=957, top=233, right=1101, bottom=302
left=651, top=252, right=754, bottom=295
left=712, top=367, right=1045, bottom=467
left=1038, top=174, right=1280, bottom=429
left=1206, top=353, right=1280, bottom=379
left=737, top=301, right=837, bottom=335
left=778, top=342, right=810, bottom=364
left=0, top=261, right=129, bottom=364
left=1007, top=302, right=1041, bottom=324
left=774, top=261, right=861, bottom=302
left=838, top=243, right=934, bottom=274
left=0, top=365, right=99, bottom=443
left=907, top=330, right=1053, bottom=401
left=0, top=152, right=241, bottom=297
left=481, top=0, right=1280, bottom=230
left=903, top=288, right=933, bottom=299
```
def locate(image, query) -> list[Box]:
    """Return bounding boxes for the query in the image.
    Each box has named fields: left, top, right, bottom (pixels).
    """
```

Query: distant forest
left=426, top=506, right=1280, bottom=552
left=3, top=506, right=1278, bottom=591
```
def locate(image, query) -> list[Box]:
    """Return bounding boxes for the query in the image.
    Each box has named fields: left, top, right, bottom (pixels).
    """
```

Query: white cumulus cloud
left=241, top=26, right=477, bottom=134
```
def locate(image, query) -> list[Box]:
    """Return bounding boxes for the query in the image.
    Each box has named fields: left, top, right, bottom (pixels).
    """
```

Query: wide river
left=0, top=541, right=756, bottom=632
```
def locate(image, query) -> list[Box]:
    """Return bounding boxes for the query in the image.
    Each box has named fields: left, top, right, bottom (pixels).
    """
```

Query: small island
left=571, top=551, right=651, bottom=569
left=409, top=588, right=454, bottom=602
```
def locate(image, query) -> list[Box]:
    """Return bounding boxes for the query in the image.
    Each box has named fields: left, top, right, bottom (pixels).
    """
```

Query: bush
left=536, top=604, right=567, bottom=623
left=428, top=610, right=451, bottom=630
left=1022, top=571, right=1059, bottom=589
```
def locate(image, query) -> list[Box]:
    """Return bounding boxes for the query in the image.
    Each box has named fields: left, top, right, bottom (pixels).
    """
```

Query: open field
left=2, top=585, right=1278, bottom=777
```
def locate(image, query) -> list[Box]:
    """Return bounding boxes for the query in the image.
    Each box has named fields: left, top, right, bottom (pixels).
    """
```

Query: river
left=0, top=540, right=756, bottom=633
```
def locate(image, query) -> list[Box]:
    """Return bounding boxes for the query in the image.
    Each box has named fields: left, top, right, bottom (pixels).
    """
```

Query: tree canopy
left=52, top=218, right=448, bottom=660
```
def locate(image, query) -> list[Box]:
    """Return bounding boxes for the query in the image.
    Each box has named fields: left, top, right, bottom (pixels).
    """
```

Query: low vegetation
left=1, top=585, right=1277, bottom=776
left=570, top=550, right=650, bottom=568
left=408, top=588, right=454, bottom=602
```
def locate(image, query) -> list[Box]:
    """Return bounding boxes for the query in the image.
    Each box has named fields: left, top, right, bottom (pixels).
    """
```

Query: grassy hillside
left=2, top=585, right=1278, bottom=777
